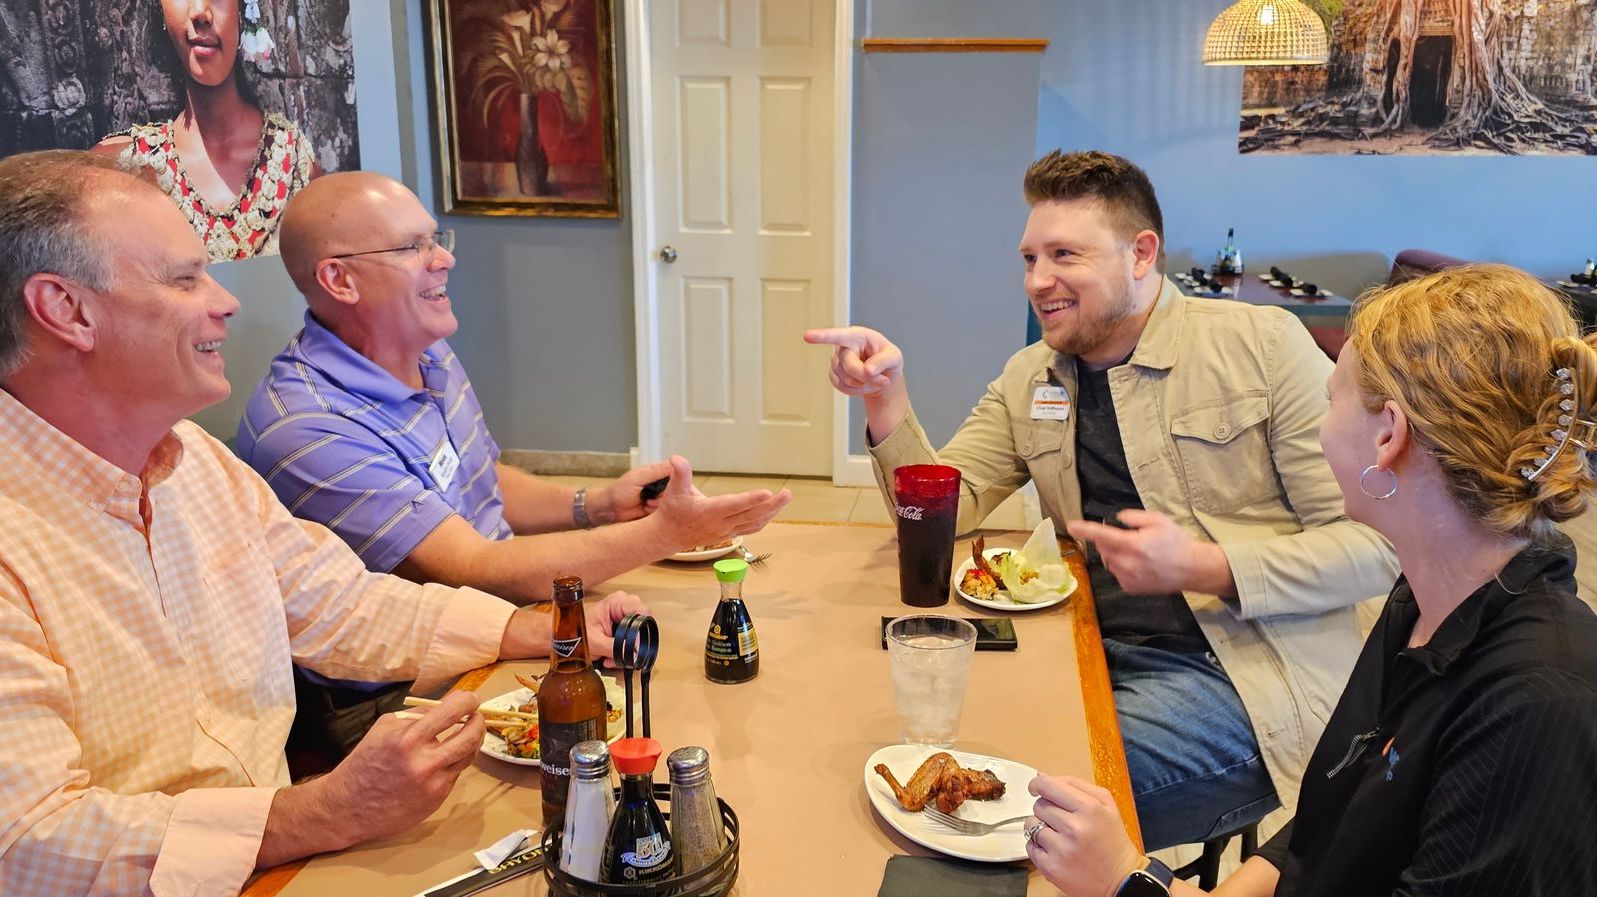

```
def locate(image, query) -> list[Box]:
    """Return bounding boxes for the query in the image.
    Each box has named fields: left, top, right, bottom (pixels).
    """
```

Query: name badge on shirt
left=429, top=440, right=461, bottom=491
left=1031, top=385, right=1071, bottom=421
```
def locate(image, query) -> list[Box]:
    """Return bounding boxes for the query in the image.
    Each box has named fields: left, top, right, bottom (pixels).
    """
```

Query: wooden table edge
left=1066, top=548, right=1143, bottom=852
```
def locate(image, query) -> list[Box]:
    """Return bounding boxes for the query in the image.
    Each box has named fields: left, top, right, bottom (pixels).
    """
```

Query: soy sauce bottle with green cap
left=705, top=558, right=759, bottom=683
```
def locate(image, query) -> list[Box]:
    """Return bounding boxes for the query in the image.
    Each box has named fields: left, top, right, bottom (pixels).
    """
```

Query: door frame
left=625, top=0, right=865, bottom=484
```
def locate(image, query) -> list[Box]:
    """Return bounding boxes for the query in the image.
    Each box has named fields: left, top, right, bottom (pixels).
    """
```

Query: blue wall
left=1037, top=0, right=1597, bottom=294
left=204, top=0, right=1597, bottom=462
left=846, top=0, right=1597, bottom=452
left=848, top=50, right=1043, bottom=448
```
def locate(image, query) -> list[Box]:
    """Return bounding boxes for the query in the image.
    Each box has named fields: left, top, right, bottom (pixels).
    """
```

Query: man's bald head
left=277, top=171, right=457, bottom=358
left=278, top=171, right=426, bottom=300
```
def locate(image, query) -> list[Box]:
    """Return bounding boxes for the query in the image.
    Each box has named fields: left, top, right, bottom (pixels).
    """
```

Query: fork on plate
left=921, top=806, right=1031, bottom=836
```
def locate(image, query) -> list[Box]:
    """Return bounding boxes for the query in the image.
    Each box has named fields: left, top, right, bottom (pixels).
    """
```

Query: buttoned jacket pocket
left=1169, top=392, right=1276, bottom=514
left=1013, top=418, right=1066, bottom=462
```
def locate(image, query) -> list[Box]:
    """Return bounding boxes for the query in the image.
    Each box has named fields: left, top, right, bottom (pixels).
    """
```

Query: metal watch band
left=572, top=487, right=594, bottom=529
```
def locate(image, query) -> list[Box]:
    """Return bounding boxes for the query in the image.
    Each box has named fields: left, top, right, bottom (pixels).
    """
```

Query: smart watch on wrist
left=1115, top=857, right=1174, bottom=897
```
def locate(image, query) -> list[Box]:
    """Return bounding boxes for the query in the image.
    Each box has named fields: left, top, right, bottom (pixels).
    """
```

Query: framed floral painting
left=427, top=0, right=621, bottom=217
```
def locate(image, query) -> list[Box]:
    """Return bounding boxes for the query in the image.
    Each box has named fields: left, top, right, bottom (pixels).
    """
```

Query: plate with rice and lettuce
left=955, top=520, right=1077, bottom=612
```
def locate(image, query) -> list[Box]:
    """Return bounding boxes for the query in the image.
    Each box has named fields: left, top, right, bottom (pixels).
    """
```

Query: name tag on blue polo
left=429, top=440, right=461, bottom=491
left=1031, top=386, right=1071, bottom=421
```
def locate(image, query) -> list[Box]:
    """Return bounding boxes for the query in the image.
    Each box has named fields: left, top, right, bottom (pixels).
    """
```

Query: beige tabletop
left=249, top=522, right=1134, bottom=896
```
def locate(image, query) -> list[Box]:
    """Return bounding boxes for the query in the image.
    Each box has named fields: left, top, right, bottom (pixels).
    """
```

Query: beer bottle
left=537, top=576, right=607, bottom=824
left=705, top=558, right=759, bottom=684
left=602, top=737, right=677, bottom=885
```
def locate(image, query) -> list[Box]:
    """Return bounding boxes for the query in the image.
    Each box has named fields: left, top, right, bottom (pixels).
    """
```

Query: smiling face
left=338, top=185, right=458, bottom=349
left=1019, top=198, right=1146, bottom=357
left=162, top=0, right=240, bottom=88
left=81, top=181, right=240, bottom=423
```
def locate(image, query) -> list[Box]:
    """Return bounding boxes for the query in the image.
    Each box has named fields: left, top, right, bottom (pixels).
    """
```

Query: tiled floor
left=541, top=473, right=1035, bottom=529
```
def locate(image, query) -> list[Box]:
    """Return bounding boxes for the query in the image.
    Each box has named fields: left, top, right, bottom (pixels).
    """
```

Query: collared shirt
left=0, top=389, right=515, bottom=896
left=236, top=312, right=511, bottom=576
left=1256, top=540, right=1597, bottom=895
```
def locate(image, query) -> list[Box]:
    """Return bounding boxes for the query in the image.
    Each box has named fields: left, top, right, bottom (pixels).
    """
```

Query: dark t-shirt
left=1254, top=540, right=1597, bottom=896
left=1073, top=359, right=1209, bottom=655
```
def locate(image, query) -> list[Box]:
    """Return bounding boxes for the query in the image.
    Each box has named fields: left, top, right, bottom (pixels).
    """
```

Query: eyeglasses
left=328, top=229, right=455, bottom=261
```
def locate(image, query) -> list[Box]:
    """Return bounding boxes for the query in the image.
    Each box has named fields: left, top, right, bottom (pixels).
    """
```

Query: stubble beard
left=1038, top=274, right=1139, bottom=357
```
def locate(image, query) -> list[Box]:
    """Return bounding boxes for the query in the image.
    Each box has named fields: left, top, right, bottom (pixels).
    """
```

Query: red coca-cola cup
left=892, top=464, right=962, bottom=607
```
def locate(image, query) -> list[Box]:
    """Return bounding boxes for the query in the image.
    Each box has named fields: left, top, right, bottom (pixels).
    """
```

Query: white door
left=648, top=0, right=835, bottom=476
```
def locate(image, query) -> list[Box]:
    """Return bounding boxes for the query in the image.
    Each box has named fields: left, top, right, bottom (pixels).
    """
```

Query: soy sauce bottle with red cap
left=602, top=737, right=677, bottom=885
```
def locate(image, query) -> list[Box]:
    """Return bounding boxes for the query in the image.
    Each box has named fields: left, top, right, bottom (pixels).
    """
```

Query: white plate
left=954, top=548, right=1074, bottom=612
left=479, top=677, right=627, bottom=767
left=864, top=744, right=1040, bottom=863
left=1290, top=288, right=1332, bottom=298
left=666, top=536, right=744, bottom=563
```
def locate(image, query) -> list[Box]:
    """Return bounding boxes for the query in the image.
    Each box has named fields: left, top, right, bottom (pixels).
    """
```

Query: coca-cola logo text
left=896, top=505, right=924, bottom=521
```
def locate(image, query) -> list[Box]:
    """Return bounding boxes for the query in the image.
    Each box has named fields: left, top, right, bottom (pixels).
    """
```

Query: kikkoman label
left=621, top=833, right=672, bottom=872
left=552, top=636, right=581, bottom=658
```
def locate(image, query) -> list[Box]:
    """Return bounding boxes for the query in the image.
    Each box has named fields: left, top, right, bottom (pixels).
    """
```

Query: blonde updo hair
left=1347, top=263, right=1597, bottom=543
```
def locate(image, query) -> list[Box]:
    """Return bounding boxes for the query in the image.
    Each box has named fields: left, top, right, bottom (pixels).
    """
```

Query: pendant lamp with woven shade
left=1203, top=0, right=1330, bottom=66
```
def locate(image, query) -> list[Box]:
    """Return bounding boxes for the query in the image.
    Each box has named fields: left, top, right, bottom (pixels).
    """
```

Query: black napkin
left=877, top=855, right=1027, bottom=897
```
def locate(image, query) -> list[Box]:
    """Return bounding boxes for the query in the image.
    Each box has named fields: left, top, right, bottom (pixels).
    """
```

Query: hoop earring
left=1360, top=465, right=1398, bottom=500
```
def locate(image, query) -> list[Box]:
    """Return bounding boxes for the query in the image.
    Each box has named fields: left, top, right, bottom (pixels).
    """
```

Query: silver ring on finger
left=1024, top=822, right=1046, bottom=844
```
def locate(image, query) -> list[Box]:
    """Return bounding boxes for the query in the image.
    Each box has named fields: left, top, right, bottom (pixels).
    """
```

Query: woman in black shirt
left=1024, top=264, right=1597, bottom=897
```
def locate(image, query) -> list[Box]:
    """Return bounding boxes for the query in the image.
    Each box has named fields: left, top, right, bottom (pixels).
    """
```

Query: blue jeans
left=1106, top=640, right=1280, bottom=851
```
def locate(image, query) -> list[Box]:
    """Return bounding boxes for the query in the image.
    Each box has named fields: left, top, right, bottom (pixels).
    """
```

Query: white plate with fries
left=865, top=743, right=1039, bottom=863
left=478, top=676, right=628, bottom=767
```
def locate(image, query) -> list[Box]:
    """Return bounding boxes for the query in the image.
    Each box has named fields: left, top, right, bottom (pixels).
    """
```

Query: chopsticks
left=402, top=695, right=536, bottom=723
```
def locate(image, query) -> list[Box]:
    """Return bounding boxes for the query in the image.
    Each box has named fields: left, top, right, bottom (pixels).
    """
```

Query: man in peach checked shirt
left=0, top=150, right=644, bottom=896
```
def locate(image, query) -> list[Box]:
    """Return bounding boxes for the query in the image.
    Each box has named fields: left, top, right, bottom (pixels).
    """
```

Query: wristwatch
left=572, top=487, right=594, bottom=529
left=1115, top=857, right=1174, bottom=897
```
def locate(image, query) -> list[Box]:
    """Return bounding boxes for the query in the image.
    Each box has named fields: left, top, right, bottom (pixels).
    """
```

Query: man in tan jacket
left=807, top=151, right=1397, bottom=850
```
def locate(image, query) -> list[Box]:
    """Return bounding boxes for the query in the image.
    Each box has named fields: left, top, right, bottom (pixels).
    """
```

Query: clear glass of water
left=886, top=614, right=978, bottom=747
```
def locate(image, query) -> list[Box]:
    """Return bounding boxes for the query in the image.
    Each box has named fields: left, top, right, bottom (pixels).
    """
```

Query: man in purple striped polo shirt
left=237, top=173, right=790, bottom=763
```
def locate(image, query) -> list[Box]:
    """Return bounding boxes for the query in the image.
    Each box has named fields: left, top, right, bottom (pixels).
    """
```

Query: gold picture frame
left=426, top=0, right=620, bottom=217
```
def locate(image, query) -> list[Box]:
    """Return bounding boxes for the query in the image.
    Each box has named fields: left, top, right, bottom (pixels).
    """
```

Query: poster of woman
left=0, top=0, right=360, bottom=260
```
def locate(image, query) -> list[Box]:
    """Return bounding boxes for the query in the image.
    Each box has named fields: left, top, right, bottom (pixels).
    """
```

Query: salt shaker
left=666, top=746, right=726, bottom=876
left=560, top=739, right=616, bottom=882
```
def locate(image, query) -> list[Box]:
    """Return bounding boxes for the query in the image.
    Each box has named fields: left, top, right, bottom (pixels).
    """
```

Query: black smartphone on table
left=879, top=616, right=1018, bottom=651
